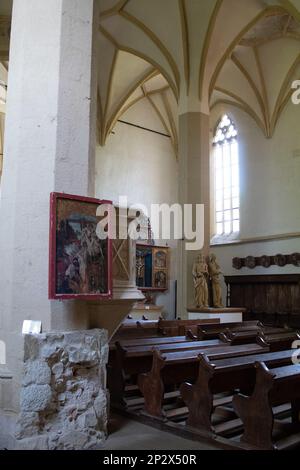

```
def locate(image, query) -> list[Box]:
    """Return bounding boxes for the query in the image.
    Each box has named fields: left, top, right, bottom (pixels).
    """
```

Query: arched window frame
left=211, top=114, right=240, bottom=241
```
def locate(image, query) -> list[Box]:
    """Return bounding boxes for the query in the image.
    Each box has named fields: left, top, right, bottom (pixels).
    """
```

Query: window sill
left=210, top=233, right=240, bottom=246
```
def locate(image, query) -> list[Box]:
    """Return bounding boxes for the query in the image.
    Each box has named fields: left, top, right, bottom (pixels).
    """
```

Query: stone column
left=176, top=111, right=210, bottom=317
left=0, top=0, right=98, bottom=412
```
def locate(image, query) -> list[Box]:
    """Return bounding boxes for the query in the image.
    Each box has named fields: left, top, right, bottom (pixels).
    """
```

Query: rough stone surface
left=20, top=384, right=52, bottom=412
left=23, top=360, right=51, bottom=386
left=15, top=329, right=109, bottom=450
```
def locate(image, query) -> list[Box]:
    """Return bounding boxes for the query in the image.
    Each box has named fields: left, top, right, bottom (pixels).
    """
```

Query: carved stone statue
left=192, top=253, right=209, bottom=308
left=208, top=253, right=224, bottom=308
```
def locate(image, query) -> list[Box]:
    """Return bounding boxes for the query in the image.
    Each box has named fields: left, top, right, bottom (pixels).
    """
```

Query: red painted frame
left=49, top=192, right=113, bottom=300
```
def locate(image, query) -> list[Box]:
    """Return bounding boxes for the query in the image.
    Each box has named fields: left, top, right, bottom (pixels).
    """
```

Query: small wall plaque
left=22, top=320, right=42, bottom=335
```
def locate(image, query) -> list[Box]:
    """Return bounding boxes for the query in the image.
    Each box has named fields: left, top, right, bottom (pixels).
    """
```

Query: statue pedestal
left=187, top=307, right=246, bottom=323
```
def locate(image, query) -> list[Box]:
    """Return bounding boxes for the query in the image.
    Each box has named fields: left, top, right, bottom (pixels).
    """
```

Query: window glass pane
left=213, top=115, right=239, bottom=237
left=224, top=188, right=231, bottom=199
left=224, top=222, right=231, bottom=234
left=224, top=210, right=231, bottom=221
left=223, top=149, right=230, bottom=167
left=232, top=186, right=239, bottom=198
left=232, top=165, right=239, bottom=186
left=216, top=200, right=223, bottom=211
left=233, top=208, right=239, bottom=220
left=232, top=197, right=239, bottom=209
left=216, top=223, right=223, bottom=235
left=231, top=151, right=238, bottom=167
left=216, top=212, right=223, bottom=222
left=223, top=166, right=231, bottom=188
left=233, top=220, right=240, bottom=233
left=216, top=190, right=223, bottom=201
left=224, top=199, right=231, bottom=210
left=216, top=171, right=223, bottom=188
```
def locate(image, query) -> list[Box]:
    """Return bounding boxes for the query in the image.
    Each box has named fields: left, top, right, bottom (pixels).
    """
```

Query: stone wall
left=15, top=329, right=108, bottom=450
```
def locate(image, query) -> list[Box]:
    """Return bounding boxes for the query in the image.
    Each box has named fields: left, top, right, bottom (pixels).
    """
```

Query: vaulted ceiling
left=98, top=0, right=300, bottom=149
left=0, top=0, right=299, bottom=154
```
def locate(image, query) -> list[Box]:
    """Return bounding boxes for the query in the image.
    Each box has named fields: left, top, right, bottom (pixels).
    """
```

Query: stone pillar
left=0, top=0, right=98, bottom=412
left=176, top=111, right=210, bottom=317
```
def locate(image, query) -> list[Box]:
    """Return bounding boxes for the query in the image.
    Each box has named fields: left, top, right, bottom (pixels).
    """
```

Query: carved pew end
left=138, top=348, right=167, bottom=420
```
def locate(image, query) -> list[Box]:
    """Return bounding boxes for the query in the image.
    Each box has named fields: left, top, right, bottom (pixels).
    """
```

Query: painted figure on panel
left=208, top=253, right=224, bottom=308
left=154, top=271, right=167, bottom=289
left=136, top=255, right=145, bottom=287
left=55, top=200, right=108, bottom=295
left=192, top=253, right=209, bottom=308
left=155, top=250, right=167, bottom=268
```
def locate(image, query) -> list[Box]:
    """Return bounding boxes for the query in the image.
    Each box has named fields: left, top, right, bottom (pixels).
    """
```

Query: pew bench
left=109, top=334, right=195, bottom=352
left=180, top=349, right=295, bottom=436
left=260, top=331, right=300, bottom=352
left=233, top=361, right=300, bottom=449
left=220, top=329, right=299, bottom=351
left=198, top=322, right=293, bottom=341
left=198, top=321, right=261, bottom=340
left=108, top=338, right=225, bottom=406
left=158, top=318, right=220, bottom=337
left=138, top=341, right=269, bottom=418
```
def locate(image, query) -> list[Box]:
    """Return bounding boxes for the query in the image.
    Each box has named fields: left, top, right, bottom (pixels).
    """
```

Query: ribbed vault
left=98, top=0, right=300, bottom=150
left=0, top=0, right=299, bottom=157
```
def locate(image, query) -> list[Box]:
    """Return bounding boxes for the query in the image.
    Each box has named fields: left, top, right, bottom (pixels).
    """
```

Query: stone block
left=23, top=360, right=51, bottom=386
left=17, top=328, right=108, bottom=449
left=15, top=412, right=39, bottom=439
left=20, top=384, right=52, bottom=412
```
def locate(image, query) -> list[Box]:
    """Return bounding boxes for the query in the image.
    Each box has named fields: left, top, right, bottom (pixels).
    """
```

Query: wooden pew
left=260, top=331, right=300, bottom=352
left=122, top=319, right=159, bottom=329
left=138, top=341, right=269, bottom=418
left=233, top=361, right=300, bottom=449
left=158, top=318, right=220, bottom=337
left=198, top=321, right=261, bottom=340
left=111, top=319, right=162, bottom=342
left=219, top=329, right=259, bottom=345
left=220, top=329, right=299, bottom=349
left=109, top=337, right=226, bottom=406
left=180, top=348, right=295, bottom=436
left=198, top=321, right=293, bottom=341
left=110, top=334, right=195, bottom=351
left=108, top=333, right=196, bottom=365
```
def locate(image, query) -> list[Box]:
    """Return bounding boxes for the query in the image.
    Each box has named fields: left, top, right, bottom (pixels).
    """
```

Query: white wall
left=95, top=98, right=179, bottom=317
left=95, top=98, right=178, bottom=208
left=210, top=100, right=300, bottom=299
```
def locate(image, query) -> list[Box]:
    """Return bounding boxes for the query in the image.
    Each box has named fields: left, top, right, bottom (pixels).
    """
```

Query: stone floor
left=101, top=413, right=218, bottom=450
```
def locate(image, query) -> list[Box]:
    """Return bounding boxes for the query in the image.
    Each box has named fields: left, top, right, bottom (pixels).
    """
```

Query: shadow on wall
left=156, top=280, right=177, bottom=320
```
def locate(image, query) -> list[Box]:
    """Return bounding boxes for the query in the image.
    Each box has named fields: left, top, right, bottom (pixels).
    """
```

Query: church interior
left=1, top=0, right=300, bottom=452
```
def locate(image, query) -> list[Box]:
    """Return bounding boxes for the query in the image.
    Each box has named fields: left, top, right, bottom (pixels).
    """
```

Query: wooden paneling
left=225, top=275, right=300, bottom=327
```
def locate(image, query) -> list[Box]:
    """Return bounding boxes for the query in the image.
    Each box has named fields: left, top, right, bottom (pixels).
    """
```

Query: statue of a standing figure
left=192, top=254, right=209, bottom=308
left=208, top=253, right=224, bottom=308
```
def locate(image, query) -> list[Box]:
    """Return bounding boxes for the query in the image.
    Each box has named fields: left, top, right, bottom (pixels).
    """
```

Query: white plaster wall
left=95, top=98, right=179, bottom=317
left=95, top=98, right=178, bottom=209
left=210, top=100, right=300, bottom=298
left=211, top=101, right=300, bottom=240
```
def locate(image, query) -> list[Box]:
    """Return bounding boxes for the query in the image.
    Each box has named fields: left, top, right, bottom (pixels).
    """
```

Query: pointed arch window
left=213, top=115, right=240, bottom=236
